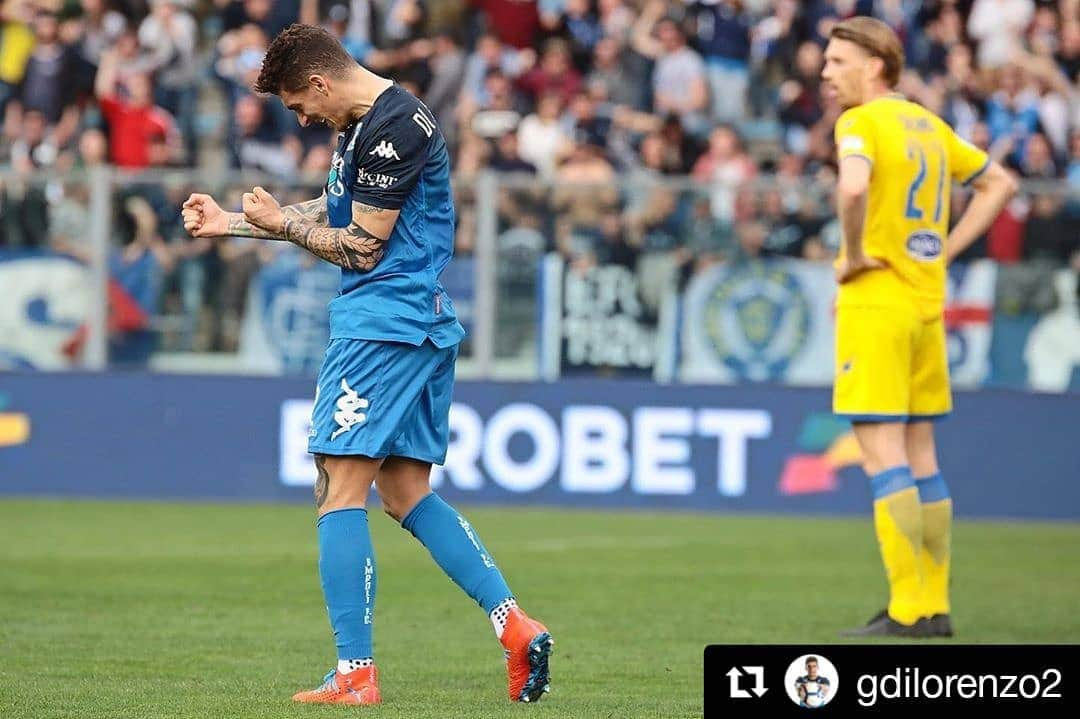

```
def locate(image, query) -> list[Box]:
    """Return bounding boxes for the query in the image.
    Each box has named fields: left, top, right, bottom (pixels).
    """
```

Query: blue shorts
left=308, top=338, right=458, bottom=464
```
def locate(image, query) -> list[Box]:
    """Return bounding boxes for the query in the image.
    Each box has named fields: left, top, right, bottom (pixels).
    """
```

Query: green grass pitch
left=2, top=499, right=1078, bottom=718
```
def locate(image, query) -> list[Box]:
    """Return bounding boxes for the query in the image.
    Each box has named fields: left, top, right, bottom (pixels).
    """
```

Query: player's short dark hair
left=806, top=657, right=818, bottom=665
left=254, top=24, right=357, bottom=95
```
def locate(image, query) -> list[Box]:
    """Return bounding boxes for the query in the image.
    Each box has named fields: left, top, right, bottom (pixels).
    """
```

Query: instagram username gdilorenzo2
left=856, top=666, right=1064, bottom=707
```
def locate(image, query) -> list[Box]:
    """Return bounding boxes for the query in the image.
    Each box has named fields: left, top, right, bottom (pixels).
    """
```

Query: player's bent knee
left=374, top=486, right=416, bottom=523
left=374, top=462, right=432, bottom=524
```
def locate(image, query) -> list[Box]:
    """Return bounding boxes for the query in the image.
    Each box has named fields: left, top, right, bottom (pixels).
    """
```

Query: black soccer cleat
left=840, top=609, right=933, bottom=638
left=929, top=613, right=954, bottom=637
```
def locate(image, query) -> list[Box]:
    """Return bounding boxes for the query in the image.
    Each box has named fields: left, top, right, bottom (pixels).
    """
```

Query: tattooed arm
left=241, top=186, right=399, bottom=271
left=280, top=201, right=394, bottom=271
left=224, top=194, right=328, bottom=239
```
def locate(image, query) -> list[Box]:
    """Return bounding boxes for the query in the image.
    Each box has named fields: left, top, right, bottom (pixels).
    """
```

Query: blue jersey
left=324, top=84, right=464, bottom=348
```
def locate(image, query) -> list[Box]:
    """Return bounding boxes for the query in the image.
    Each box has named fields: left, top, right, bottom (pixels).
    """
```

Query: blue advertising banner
left=1, top=373, right=1077, bottom=520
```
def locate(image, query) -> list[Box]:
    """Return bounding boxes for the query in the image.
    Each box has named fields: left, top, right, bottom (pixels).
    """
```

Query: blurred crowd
left=0, top=0, right=1077, bottom=358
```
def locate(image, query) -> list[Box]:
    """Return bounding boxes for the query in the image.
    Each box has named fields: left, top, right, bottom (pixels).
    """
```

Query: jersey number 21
left=905, top=141, right=946, bottom=224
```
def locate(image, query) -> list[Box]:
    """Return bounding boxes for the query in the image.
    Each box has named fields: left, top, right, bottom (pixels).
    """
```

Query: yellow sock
left=870, top=467, right=923, bottom=625
left=916, top=474, right=952, bottom=617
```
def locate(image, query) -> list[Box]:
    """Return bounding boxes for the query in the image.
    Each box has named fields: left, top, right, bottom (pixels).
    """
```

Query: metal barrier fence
left=0, top=168, right=1076, bottom=389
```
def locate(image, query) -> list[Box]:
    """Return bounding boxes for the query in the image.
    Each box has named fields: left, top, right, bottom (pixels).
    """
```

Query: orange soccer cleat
left=291, top=665, right=382, bottom=705
left=500, top=607, right=554, bottom=703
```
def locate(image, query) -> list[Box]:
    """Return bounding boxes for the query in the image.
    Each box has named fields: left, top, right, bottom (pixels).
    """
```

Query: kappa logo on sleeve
left=369, top=140, right=401, bottom=161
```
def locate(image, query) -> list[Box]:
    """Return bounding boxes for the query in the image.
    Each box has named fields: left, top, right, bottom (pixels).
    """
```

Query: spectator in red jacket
left=94, top=48, right=179, bottom=169
left=470, top=0, right=540, bottom=49
left=517, top=38, right=583, bottom=105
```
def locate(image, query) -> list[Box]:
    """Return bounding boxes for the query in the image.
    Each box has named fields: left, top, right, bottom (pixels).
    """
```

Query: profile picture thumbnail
left=784, top=653, right=838, bottom=709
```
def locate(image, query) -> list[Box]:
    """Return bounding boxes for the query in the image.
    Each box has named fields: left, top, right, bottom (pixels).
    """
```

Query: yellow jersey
left=833, top=94, right=989, bottom=317
left=0, top=22, right=35, bottom=85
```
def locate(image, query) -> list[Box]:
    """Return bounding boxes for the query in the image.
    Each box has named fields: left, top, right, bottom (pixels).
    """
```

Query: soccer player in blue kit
left=181, top=24, right=553, bottom=706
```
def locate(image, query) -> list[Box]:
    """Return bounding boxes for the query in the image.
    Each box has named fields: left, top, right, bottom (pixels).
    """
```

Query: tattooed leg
left=314, top=454, right=330, bottom=509
left=313, top=455, right=380, bottom=516
left=315, top=453, right=378, bottom=665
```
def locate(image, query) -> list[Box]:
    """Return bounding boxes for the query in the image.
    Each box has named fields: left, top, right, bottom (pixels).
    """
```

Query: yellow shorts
left=833, top=305, right=951, bottom=422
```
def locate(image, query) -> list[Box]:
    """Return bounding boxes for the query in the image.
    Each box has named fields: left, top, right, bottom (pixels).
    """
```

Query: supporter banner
left=990, top=269, right=1080, bottom=392
left=1, top=250, right=1074, bottom=392
left=680, top=260, right=834, bottom=385
left=2, top=373, right=1077, bottom=520
left=0, top=252, right=90, bottom=370
left=238, top=253, right=474, bottom=374
left=679, top=259, right=1001, bottom=389
left=540, top=254, right=665, bottom=379
left=238, top=250, right=339, bottom=375
left=945, top=260, right=997, bottom=388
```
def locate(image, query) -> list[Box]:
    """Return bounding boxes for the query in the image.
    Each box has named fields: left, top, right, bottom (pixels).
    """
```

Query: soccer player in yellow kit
left=822, top=17, right=1017, bottom=638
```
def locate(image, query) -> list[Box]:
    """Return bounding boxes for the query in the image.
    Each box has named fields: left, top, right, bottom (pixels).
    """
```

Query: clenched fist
left=242, top=186, right=285, bottom=234
left=181, top=193, right=229, bottom=238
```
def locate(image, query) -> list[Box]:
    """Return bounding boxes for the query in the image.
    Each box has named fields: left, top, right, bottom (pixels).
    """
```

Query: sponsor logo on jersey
left=369, top=140, right=401, bottom=161
left=906, top=230, right=943, bottom=261
left=356, top=167, right=399, bottom=189
left=327, top=152, right=346, bottom=197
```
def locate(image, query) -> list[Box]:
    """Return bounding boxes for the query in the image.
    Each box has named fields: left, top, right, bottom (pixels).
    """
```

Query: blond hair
left=830, top=16, right=905, bottom=88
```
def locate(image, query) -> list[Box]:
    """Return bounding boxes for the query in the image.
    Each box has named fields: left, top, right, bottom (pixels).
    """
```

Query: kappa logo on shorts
left=331, top=378, right=370, bottom=441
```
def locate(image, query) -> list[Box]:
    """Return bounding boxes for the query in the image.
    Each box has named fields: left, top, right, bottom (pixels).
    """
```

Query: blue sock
left=401, top=493, right=513, bottom=613
left=317, top=508, right=376, bottom=660
left=915, top=472, right=950, bottom=503
left=870, top=465, right=916, bottom=500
